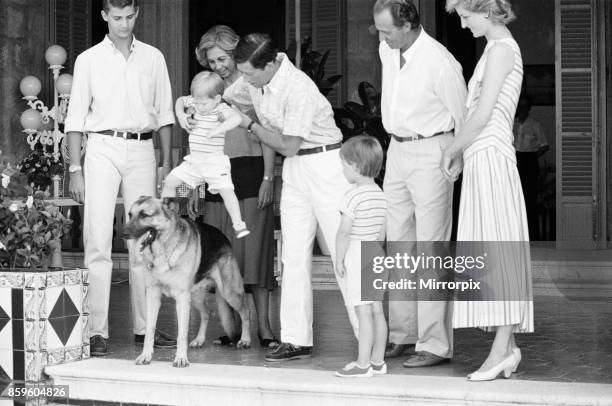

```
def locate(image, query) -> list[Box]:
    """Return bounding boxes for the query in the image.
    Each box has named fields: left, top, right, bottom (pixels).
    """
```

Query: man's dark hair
left=103, top=0, right=138, bottom=12
left=234, top=33, right=278, bottom=69
left=373, top=0, right=420, bottom=29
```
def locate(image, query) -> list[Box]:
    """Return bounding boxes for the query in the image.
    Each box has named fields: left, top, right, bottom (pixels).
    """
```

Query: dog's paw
left=135, top=351, right=153, bottom=365
left=189, top=337, right=206, bottom=348
left=173, top=355, right=190, bottom=368
left=236, top=339, right=251, bottom=350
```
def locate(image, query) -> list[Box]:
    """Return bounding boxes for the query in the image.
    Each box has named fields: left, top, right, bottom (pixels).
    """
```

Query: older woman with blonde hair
left=441, top=0, right=533, bottom=381
left=181, top=25, right=279, bottom=349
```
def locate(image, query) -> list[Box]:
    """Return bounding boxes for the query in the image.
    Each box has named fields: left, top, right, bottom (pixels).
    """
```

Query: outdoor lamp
left=19, top=75, right=42, bottom=100
left=45, top=45, right=67, bottom=68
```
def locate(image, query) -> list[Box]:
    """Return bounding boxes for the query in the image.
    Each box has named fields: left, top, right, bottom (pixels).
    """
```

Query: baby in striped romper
left=161, top=71, right=249, bottom=238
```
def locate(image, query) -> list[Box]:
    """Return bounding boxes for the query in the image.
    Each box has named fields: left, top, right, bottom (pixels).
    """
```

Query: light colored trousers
left=383, top=136, right=454, bottom=358
left=280, top=149, right=358, bottom=347
left=84, top=133, right=157, bottom=338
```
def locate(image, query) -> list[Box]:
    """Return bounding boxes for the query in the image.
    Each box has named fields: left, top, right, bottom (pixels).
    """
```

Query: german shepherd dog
left=123, top=196, right=251, bottom=367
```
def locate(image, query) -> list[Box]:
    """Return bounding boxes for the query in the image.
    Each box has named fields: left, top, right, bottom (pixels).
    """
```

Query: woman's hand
left=258, top=178, right=274, bottom=209
left=187, top=186, right=200, bottom=219
left=176, top=105, right=197, bottom=131
left=440, top=143, right=463, bottom=182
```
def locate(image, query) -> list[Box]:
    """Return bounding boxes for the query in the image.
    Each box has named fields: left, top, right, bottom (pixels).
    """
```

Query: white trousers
left=280, top=149, right=358, bottom=347
left=84, top=133, right=157, bottom=338
left=383, top=136, right=454, bottom=358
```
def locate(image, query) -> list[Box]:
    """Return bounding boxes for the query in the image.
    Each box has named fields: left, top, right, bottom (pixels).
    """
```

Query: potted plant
left=0, top=160, right=89, bottom=383
left=17, top=146, right=64, bottom=198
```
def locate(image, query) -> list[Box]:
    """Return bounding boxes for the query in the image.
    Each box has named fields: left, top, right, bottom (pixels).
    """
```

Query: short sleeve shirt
left=247, top=53, right=342, bottom=149
left=513, top=117, right=548, bottom=152
left=187, top=101, right=234, bottom=155
left=339, top=184, right=387, bottom=241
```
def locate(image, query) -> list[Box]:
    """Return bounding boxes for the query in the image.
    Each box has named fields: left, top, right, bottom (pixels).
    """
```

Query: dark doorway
left=435, top=0, right=481, bottom=241
left=435, top=0, right=481, bottom=83
left=188, top=0, right=285, bottom=79
left=91, top=0, right=106, bottom=44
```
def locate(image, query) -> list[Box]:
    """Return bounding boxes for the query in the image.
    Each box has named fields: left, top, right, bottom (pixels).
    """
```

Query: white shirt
left=379, top=28, right=467, bottom=138
left=513, top=116, right=548, bottom=152
left=246, top=53, right=342, bottom=150
left=65, top=35, right=174, bottom=134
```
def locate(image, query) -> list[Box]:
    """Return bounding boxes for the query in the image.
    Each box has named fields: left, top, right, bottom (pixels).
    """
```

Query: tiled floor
left=94, top=280, right=612, bottom=384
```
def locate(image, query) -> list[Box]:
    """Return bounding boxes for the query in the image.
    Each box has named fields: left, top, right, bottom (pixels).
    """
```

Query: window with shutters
left=555, top=0, right=606, bottom=246
left=52, top=0, right=92, bottom=71
left=286, top=0, right=347, bottom=106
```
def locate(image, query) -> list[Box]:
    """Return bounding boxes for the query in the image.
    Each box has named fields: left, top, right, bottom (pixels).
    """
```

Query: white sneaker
left=335, top=361, right=373, bottom=378
left=371, top=361, right=387, bottom=375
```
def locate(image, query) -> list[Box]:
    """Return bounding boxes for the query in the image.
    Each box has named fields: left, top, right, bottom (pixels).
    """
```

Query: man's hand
left=69, top=171, right=85, bottom=203
left=232, top=106, right=253, bottom=128
left=157, top=164, right=171, bottom=196
left=440, top=143, right=462, bottom=182
left=335, top=257, right=346, bottom=278
left=187, top=187, right=200, bottom=219
left=258, top=179, right=273, bottom=209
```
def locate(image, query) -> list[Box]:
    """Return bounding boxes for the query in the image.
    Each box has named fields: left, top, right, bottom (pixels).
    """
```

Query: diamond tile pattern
left=0, top=269, right=89, bottom=382
left=0, top=306, right=8, bottom=333
left=49, top=289, right=80, bottom=346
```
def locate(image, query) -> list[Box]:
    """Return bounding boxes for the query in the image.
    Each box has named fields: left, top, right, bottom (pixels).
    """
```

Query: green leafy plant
left=286, top=36, right=343, bottom=97
left=1, top=157, right=71, bottom=270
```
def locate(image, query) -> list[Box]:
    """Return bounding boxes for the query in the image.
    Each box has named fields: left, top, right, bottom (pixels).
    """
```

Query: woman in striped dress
left=442, top=0, right=533, bottom=381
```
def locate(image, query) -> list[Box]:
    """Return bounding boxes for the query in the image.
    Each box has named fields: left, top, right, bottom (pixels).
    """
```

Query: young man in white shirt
left=373, top=0, right=467, bottom=367
left=232, top=33, right=359, bottom=362
left=65, top=0, right=176, bottom=356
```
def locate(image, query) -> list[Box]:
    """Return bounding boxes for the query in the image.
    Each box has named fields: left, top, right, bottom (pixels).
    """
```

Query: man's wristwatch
left=68, top=165, right=82, bottom=173
left=247, top=120, right=256, bottom=132
left=263, top=175, right=273, bottom=182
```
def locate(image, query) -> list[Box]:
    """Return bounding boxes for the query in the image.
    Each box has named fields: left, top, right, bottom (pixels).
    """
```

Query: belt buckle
left=114, top=131, right=128, bottom=139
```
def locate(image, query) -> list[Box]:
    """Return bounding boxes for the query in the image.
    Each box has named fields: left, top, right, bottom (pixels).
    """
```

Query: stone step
left=45, top=358, right=612, bottom=406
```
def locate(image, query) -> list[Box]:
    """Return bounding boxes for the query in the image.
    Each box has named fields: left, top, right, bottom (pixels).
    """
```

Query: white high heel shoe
left=512, top=348, right=521, bottom=373
left=467, top=353, right=519, bottom=381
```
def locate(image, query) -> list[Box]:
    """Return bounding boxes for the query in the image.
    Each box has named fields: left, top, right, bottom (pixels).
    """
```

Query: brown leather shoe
left=385, top=343, right=416, bottom=358
left=403, top=351, right=450, bottom=368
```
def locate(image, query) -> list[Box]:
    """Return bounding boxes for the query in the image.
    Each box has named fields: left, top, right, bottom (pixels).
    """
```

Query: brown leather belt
left=96, top=130, right=153, bottom=140
left=391, top=130, right=454, bottom=143
left=297, top=142, right=342, bottom=156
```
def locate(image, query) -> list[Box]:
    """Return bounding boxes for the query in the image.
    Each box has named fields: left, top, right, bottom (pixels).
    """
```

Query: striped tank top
left=463, top=37, right=523, bottom=162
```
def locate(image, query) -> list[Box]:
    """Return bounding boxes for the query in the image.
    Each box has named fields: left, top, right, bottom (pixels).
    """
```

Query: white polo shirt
left=379, top=28, right=467, bottom=138
left=65, top=35, right=175, bottom=134
left=247, top=53, right=342, bottom=150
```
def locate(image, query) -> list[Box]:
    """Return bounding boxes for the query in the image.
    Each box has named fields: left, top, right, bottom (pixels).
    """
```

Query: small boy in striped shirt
left=161, top=71, right=249, bottom=238
left=335, top=135, right=388, bottom=378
